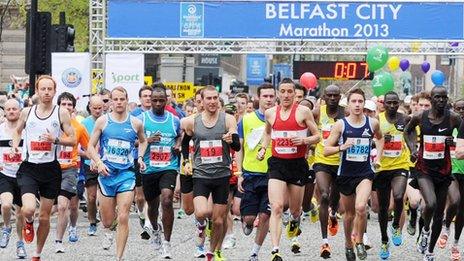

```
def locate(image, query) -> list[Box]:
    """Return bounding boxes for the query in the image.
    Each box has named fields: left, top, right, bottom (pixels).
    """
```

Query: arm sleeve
left=229, top=133, right=241, bottom=151
left=181, top=134, right=192, bottom=159
left=237, top=119, right=244, bottom=139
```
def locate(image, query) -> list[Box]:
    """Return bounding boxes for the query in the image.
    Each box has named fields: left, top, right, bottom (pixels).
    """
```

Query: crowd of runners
left=1, top=75, right=464, bottom=261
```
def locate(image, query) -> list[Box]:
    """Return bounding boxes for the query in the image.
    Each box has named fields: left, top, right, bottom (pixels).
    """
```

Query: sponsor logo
left=61, top=68, right=82, bottom=88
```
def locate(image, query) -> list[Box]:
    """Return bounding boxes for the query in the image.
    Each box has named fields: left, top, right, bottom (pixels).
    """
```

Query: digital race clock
left=293, top=61, right=374, bottom=80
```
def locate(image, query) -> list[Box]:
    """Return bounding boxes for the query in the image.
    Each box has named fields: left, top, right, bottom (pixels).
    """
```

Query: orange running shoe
left=328, top=216, right=339, bottom=236
left=438, top=232, right=448, bottom=249
left=320, top=243, right=331, bottom=259
left=451, top=245, right=461, bottom=261
left=22, top=221, right=34, bottom=244
left=31, top=256, right=40, bottom=261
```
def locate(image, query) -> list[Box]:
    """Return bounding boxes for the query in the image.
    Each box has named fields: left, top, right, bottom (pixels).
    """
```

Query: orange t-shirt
left=58, top=118, right=89, bottom=170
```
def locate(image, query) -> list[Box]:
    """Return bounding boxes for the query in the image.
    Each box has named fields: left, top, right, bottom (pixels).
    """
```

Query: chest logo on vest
left=438, top=128, right=447, bottom=132
left=362, top=129, right=371, bottom=138
left=52, top=121, right=59, bottom=129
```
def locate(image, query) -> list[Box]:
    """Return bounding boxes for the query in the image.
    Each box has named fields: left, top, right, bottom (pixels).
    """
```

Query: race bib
left=150, top=145, right=171, bottom=167
left=58, top=146, right=73, bottom=164
left=423, top=135, right=445, bottom=160
left=30, top=141, right=52, bottom=152
left=450, top=137, right=457, bottom=159
left=3, top=152, right=22, bottom=164
left=346, top=138, right=370, bottom=162
left=106, top=139, right=131, bottom=164
left=247, top=126, right=264, bottom=150
left=383, top=134, right=403, bottom=157
left=200, top=140, right=223, bottom=164
left=272, top=130, right=306, bottom=155
left=321, top=124, right=333, bottom=145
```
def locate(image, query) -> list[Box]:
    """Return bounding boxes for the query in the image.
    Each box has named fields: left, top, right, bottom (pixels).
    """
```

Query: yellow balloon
left=387, top=56, right=400, bottom=71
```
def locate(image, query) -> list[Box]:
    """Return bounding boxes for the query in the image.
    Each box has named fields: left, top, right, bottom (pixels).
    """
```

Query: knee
left=38, top=213, right=50, bottom=224
left=212, top=216, right=224, bottom=227
left=320, top=192, right=330, bottom=205
left=57, top=203, right=67, bottom=214
left=355, top=204, right=367, bottom=217
left=161, top=196, right=173, bottom=210
left=184, top=205, right=194, bottom=216
left=118, top=212, right=129, bottom=225
left=1, top=202, right=12, bottom=211
left=21, top=205, right=35, bottom=218
left=270, top=202, right=284, bottom=215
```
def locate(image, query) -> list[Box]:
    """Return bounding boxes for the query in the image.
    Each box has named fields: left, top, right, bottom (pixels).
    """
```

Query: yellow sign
left=163, top=82, right=195, bottom=103
left=91, top=69, right=103, bottom=94
left=144, top=76, right=153, bottom=86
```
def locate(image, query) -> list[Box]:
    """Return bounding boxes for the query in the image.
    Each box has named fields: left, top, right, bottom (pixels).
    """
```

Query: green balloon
left=371, top=71, right=394, bottom=96
left=366, top=46, right=389, bottom=72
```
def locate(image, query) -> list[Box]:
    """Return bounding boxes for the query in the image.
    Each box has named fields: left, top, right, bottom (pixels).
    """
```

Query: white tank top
left=0, top=123, right=23, bottom=178
left=23, top=105, right=61, bottom=163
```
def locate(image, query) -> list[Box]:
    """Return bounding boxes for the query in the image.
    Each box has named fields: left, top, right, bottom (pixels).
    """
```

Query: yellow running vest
left=242, top=111, right=271, bottom=173
left=377, top=112, right=411, bottom=172
left=314, top=105, right=340, bottom=166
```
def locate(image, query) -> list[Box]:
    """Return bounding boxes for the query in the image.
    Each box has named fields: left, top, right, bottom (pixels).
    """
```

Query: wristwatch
left=53, top=137, right=60, bottom=144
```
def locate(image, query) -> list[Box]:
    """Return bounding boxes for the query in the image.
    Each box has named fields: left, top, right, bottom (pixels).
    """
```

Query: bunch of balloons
left=366, top=45, right=394, bottom=96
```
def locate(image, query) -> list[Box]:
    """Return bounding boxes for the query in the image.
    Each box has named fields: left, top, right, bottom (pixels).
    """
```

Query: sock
left=271, top=246, right=279, bottom=254
left=251, top=243, right=261, bottom=255
left=33, top=251, right=40, bottom=258
left=323, top=238, right=329, bottom=244
left=290, top=214, right=300, bottom=223
left=26, top=218, right=33, bottom=224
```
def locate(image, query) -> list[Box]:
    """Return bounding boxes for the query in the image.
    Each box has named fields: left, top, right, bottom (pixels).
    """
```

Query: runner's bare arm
left=371, top=118, right=384, bottom=165
left=12, top=107, right=29, bottom=151
left=224, top=114, right=240, bottom=151
left=86, top=116, right=105, bottom=164
left=323, top=120, right=343, bottom=156
left=302, top=107, right=320, bottom=145
left=404, top=112, right=421, bottom=156
left=58, top=108, right=77, bottom=146
left=181, top=116, right=194, bottom=136
left=134, top=118, right=147, bottom=159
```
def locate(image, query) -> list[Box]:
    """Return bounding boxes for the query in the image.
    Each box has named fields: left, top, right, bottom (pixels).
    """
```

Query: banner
left=52, top=53, right=91, bottom=111
left=163, top=82, right=195, bottom=103
left=108, top=1, right=464, bottom=40
left=247, top=54, right=268, bottom=86
left=105, top=53, right=144, bottom=103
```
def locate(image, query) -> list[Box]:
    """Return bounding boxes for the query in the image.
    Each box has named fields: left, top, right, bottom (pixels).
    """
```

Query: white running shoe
left=102, top=232, right=114, bottom=250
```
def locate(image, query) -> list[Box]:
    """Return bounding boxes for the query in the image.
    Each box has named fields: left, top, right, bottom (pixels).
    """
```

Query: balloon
left=431, top=70, right=445, bottom=86
left=421, top=61, right=431, bottom=73
left=371, top=71, right=394, bottom=96
left=387, top=56, right=400, bottom=71
left=399, top=59, right=410, bottom=71
left=366, top=46, right=389, bottom=72
left=299, top=72, right=317, bottom=90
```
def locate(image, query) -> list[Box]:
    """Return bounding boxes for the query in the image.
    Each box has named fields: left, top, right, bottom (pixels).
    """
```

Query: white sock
left=272, top=246, right=279, bottom=253
left=251, top=243, right=261, bottom=255
left=33, top=251, right=40, bottom=258
left=323, top=238, right=329, bottom=244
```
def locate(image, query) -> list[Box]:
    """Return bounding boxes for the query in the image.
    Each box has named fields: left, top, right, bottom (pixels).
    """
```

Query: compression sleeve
left=230, top=133, right=241, bottom=151
left=181, top=134, right=192, bottom=159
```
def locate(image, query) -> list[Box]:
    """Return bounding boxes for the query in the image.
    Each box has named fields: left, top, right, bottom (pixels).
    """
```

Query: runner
left=374, top=91, right=410, bottom=259
left=86, top=86, right=147, bottom=260
left=294, top=84, right=307, bottom=104
left=404, top=86, right=462, bottom=261
left=139, top=84, right=181, bottom=258
left=257, top=78, right=320, bottom=261
left=181, top=85, right=240, bottom=260
left=81, top=95, right=104, bottom=236
left=54, top=92, right=89, bottom=253
left=12, top=75, right=76, bottom=261
left=324, top=88, right=383, bottom=261
left=0, top=99, right=27, bottom=258
left=312, top=84, right=345, bottom=259
left=236, top=83, right=275, bottom=261
left=437, top=99, right=464, bottom=260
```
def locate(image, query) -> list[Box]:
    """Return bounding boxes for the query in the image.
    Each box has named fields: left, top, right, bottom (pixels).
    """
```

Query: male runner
left=54, top=92, right=89, bottom=253
left=404, top=86, right=461, bottom=261
left=87, top=86, right=147, bottom=260
left=181, top=85, right=240, bottom=260
left=258, top=78, right=320, bottom=261
left=140, top=85, right=181, bottom=258
left=0, top=99, right=27, bottom=258
left=12, top=75, right=76, bottom=261
left=375, top=91, right=410, bottom=259
left=236, top=83, right=275, bottom=261
left=312, top=84, right=345, bottom=258
left=324, top=88, right=383, bottom=261
left=294, top=84, right=307, bottom=104
left=81, top=95, right=104, bottom=236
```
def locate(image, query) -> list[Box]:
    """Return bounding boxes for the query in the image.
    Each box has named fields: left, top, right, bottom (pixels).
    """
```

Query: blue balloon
left=431, top=70, right=445, bottom=86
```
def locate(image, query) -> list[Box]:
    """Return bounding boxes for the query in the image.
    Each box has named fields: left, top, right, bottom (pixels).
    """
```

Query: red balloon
left=299, top=72, right=317, bottom=90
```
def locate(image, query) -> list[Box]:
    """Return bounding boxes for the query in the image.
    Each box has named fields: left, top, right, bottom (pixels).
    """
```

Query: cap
left=339, top=97, right=348, bottom=107
left=364, top=100, right=377, bottom=112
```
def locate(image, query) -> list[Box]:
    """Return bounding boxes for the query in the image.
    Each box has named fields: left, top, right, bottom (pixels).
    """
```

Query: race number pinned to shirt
left=150, top=145, right=171, bottom=167
left=58, top=146, right=73, bottom=164
left=272, top=129, right=306, bottom=155
left=247, top=126, right=264, bottom=150
left=423, top=135, right=445, bottom=160
left=450, top=137, right=457, bottom=159
left=383, top=134, right=403, bottom=157
left=105, top=139, right=130, bottom=164
left=321, top=124, right=333, bottom=145
left=346, top=138, right=370, bottom=162
left=30, top=141, right=52, bottom=159
left=200, top=140, right=223, bottom=164
left=3, top=152, right=22, bottom=165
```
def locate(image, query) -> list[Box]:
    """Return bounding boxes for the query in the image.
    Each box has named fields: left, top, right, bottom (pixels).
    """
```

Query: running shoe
left=286, top=219, right=301, bottom=239
left=390, top=225, right=403, bottom=246
left=310, top=208, right=319, bottom=223
left=291, top=237, right=301, bottom=254
left=407, top=221, right=417, bottom=236
left=379, top=242, right=390, bottom=260
left=223, top=234, right=236, bottom=249
left=345, top=247, right=356, bottom=261
left=423, top=252, right=435, bottom=261
left=451, top=245, right=461, bottom=261
left=68, top=227, right=78, bottom=242
left=0, top=227, right=12, bottom=248
left=356, top=243, right=367, bottom=260
left=151, top=224, right=162, bottom=250
left=363, top=234, right=372, bottom=250
left=214, top=250, right=225, bottom=261
left=328, top=216, right=339, bottom=236
left=205, top=252, right=214, bottom=261
left=160, top=241, right=172, bottom=259
left=16, top=240, right=27, bottom=259
left=31, top=256, right=40, bottom=261
left=320, top=243, right=331, bottom=259
left=54, top=241, right=65, bottom=253
left=417, top=229, right=430, bottom=254
left=271, top=252, right=283, bottom=261
left=176, top=208, right=187, bottom=219
left=242, top=222, right=253, bottom=236
left=302, top=211, right=310, bottom=221
left=437, top=231, right=448, bottom=249
left=22, top=221, right=34, bottom=244
left=102, top=232, right=114, bottom=250
left=194, top=245, right=206, bottom=258
left=248, top=253, right=258, bottom=261
left=282, top=211, right=290, bottom=226
left=87, top=224, right=97, bottom=236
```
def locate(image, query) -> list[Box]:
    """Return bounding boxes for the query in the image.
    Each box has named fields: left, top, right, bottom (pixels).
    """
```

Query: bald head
left=89, top=95, right=104, bottom=118
left=325, top=84, right=340, bottom=93
left=324, top=84, right=341, bottom=108
left=4, top=98, right=20, bottom=122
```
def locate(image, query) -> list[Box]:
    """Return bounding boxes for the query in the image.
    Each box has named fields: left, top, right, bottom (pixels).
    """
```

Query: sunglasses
left=103, top=99, right=110, bottom=103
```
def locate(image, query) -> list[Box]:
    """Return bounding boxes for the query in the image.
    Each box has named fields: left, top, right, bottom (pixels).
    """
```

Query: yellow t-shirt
left=377, top=112, right=410, bottom=172
left=314, top=105, right=341, bottom=166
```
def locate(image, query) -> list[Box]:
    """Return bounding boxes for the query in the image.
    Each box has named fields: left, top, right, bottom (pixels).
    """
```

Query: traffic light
left=214, top=76, right=222, bottom=92
left=51, top=24, right=75, bottom=52
left=25, top=11, right=52, bottom=74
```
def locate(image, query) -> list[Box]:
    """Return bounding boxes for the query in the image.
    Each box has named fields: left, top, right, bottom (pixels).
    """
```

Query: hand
left=445, top=136, right=455, bottom=146
left=138, top=159, right=147, bottom=172
left=97, top=161, right=110, bottom=176
left=9, top=147, right=19, bottom=159
left=183, top=161, right=192, bottom=175
left=410, top=151, right=418, bottom=163
left=384, top=134, right=392, bottom=143
left=147, top=133, right=161, bottom=144
left=256, top=147, right=266, bottom=161
left=373, top=159, right=381, bottom=170
left=89, top=160, right=97, bottom=172
left=237, top=176, right=244, bottom=193
left=291, top=136, right=306, bottom=146
left=40, top=129, right=55, bottom=143
left=340, top=138, right=355, bottom=151
left=173, top=144, right=181, bottom=155
left=222, top=132, right=233, bottom=144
